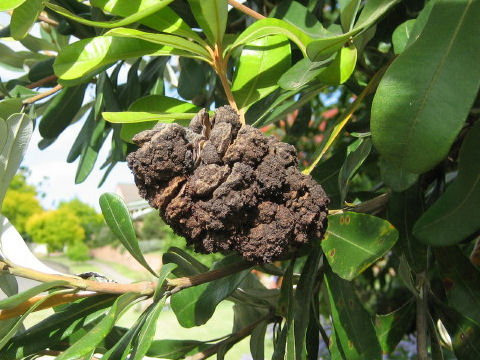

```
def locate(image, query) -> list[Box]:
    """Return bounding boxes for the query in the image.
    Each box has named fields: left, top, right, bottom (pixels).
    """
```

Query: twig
left=38, top=15, right=59, bottom=27
left=22, top=83, right=63, bottom=104
left=228, top=0, right=265, bottom=20
left=186, top=313, right=272, bottom=360
left=416, top=271, right=429, bottom=360
left=26, top=74, right=58, bottom=89
left=0, top=259, right=252, bottom=318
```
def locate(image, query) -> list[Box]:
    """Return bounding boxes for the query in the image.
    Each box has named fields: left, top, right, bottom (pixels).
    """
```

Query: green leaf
left=75, top=119, right=108, bottom=184
left=0, top=290, right=61, bottom=351
left=28, top=58, right=55, bottom=82
left=0, top=281, right=67, bottom=310
left=339, top=0, right=361, bottom=32
left=170, top=256, right=252, bottom=328
left=0, top=98, right=22, bottom=120
left=374, top=300, right=415, bottom=353
left=435, top=301, right=480, bottom=360
left=271, top=1, right=328, bottom=37
left=104, top=111, right=194, bottom=124
left=413, top=121, right=480, bottom=245
left=99, top=192, right=157, bottom=276
left=54, top=36, right=199, bottom=84
left=0, top=274, right=18, bottom=297
left=56, top=292, right=140, bottom=360
left=353, top=0, right=400, bottom=30
left=278, top=57, right=332, bottom=91
left=105, top=28, right=211, bottom=59
left=153, top=263, right=177, bottom=302
left=119, top=94, right=199, bottom=143
left=380, top=157, right=418, bottom=192
left=130, top=297, right=167, bottom=360
left=178, top=57, right=209, bottom=100
left=187, top=0, right=227, bottom=45
left=39, top=84, right=87, bottom=139
left=392, top=20, right=415, bottom=54
left=10, top=0, right=45, bottom=40
left=371, top=0, right=480, bottom=173
left=387, top=184, right=427, bottom=273
left=67, top=109, right=94, bottom=163
left=322, top=212, right=399, bottom=280
left=338, top=137, right=372, bottom=204
left=90, top=0, right=203, bottom=43
left=317, top=44, right=358, bottom=85
left=228, top=18, right=312, bottom=57
left=294, top=245, right=322, bottom=359
left=162, top=246, right=209, bottom=277
left=250, top=320, right=268, bottom=360
left=232, top=35, right=291, bottom=111
left=435, top=247, right=480, bottom=325
left=325, top=268, right=382, bottom=360
left=0, top=113, right=33, bottom=208
left=46, top=0, right=174, bottom=29
left=0, top=0, right=26, bottom=11
left=21, top=35, right=57, bottom=53
left=147, top=339, right=210, bottom=359
left=0, top=294, right=116, bottom=359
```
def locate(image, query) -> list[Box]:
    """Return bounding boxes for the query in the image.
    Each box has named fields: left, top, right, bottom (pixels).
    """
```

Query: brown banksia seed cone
left=127, top=106, right=329, bottom=263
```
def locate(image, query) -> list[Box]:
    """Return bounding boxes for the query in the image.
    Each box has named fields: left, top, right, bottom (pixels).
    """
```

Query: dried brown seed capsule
left=127, top=106, right=329, bottom=263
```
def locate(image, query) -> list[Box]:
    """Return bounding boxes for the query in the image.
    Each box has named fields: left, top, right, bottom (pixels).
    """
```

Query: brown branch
left=38, top=15, right=59, bottom=27
left=228, top=0, right=265, bottom=20
left=186, top=313, right=271, bottom=360
left=26, top=74, right=58, bottom=89
left=0, top=259, right=252, bottom=318
left=22, top=83, right=63, bottom=104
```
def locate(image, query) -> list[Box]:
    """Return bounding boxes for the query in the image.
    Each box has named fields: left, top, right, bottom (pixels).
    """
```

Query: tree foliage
left=25, top=208, right=85, bottom=252
left=0, top=0, right=479, bottom=359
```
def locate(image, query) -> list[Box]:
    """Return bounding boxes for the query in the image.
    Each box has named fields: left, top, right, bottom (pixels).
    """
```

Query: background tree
left=25, top=208, right=85, bottom=252
left=0, top=0, right=479, bottom=359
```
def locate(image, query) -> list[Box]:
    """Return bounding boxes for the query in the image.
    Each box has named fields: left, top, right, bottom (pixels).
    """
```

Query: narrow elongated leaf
left=0, top=113, right=33, bottom=208
left=435, top=247, right=480, bottom=325
left=0, top=274, right=18, bottom=297
left=322, top=212, right=398, bottom=280
left=228, top=18, right=312, bottom=56
left=56, top=292, right=140, bottom=360
left=75, top=119, right=108, bottom=184
left=130, top=297, right=167, bottom=360
left=371, top=0, right=480, bottom=173
left=104, top=111, right=193, bottom=124
left=170, top=256, right=252, bottom=328
left=54, top=36, right=200, bottom=84
left=67, top=109, right=94, bottom=163
left=338, top=137, right=372, bottom=204
left=105, top=28, right=211, bottom=59
left=99, top=192, right=157, bottom=276
left=0, top=290, right=61, bottom=350
left=0, top=295, right=116, bottom=359
left=0, top=0, right=26, bottom=11
left=28, top=58, right=55, bottom=82
left=340, top=0, right=361, bottom=32
left=0, top=281, right=67, bottom=310
left=10, top=0, right=44, bottom=40
left=353, top=0, right=400, bottom=30
left=187, top=0, right=227, bottom=45
left=153, top=263, right=177, bottom=302
left=250, top=320, right=268, bottom=360
left=413, top=121, right=480, bottom=245
left=374, top=300, right=415, bottom=353
left=46, top=1, right=174, bottom=29
left=325, top=269, right=382, bottom=360
left=39, top=84, right=87, bottom=139
left=147, top=339, right=210, bottom=359
left=294, top=245, right=322, bottom=359
left=91, top=0, right=202, bottom=42
left=278, top=57, right=332, bottom=90
left=162, top=246, right=209, bottom=277
left=232, top=35, right=291, bottom=111
left=119, top=95, right=199, bottom=142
